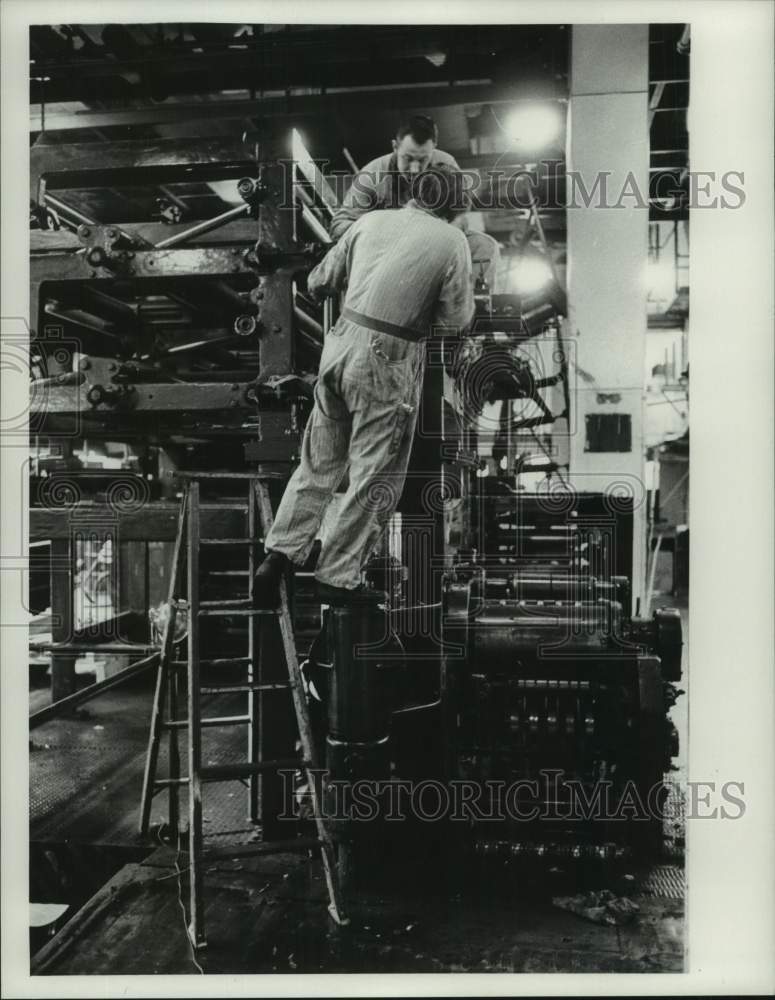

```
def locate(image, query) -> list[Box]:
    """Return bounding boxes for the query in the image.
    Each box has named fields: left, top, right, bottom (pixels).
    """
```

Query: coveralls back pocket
left=368, top=332, right=417, bottom=403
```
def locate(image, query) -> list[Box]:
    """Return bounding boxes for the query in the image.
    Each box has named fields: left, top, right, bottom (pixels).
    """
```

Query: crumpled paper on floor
left=552, top=889, right=640, bottom=926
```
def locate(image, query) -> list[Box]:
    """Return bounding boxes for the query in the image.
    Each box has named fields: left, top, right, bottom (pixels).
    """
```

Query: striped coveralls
left=265, top=202, right=474, bottom=589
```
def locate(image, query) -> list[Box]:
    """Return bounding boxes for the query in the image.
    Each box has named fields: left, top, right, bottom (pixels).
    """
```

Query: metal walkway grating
left=640, top=864, right=685, bottom=899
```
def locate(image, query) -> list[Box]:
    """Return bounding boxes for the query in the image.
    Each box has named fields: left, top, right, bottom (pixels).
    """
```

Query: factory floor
left=29, top=591, right=688, bottom=976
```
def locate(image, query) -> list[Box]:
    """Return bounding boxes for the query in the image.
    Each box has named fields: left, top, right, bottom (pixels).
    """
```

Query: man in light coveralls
left=254, top=165, right=475, bottom=607
left=329, top=114, right=460, bottom=240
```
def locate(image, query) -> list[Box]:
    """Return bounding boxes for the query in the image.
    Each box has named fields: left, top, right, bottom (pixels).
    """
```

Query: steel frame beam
left=32, top=247, right=257, bottom=282
left=31, top=136, right=264, bottom=204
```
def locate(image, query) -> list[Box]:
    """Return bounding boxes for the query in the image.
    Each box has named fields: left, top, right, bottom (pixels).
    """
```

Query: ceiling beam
left=29, top=24, right=565, bottom=75
left=29, top=82, right=566, bottom=134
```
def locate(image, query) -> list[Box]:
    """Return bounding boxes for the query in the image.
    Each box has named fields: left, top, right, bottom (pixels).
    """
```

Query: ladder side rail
left=255, top=481, right=349, bottom=926
left=139, top=485, right=189, bottom=835
left=186, top=481, right=206, bottom=949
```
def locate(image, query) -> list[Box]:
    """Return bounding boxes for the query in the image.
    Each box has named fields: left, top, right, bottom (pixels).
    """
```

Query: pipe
left=43, top=193, right=98, bottom=229
left=301, top=204, right=332, bottom=244
left=29, top=650, right=160, bottom=729
left=645, top=532, right=664, bottom=618
left=43, top=195, right=144, bottom=251
left=42, top=305, right=123, bottom=342
left=293, top=305, right=323, bottom=340
left=293, top=182, right=315, bottom=207
left=342, top=147, right=359, bottom=174
left=29, top=641, right=156, bottom=654
left=392, top=697, right=441, bottom=717
left=30, top=371, right=86, bottom=390
left=155, top=203, right=250, bottom=249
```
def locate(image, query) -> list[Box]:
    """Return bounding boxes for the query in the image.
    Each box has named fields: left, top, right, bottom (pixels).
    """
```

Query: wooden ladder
left=138, top=471, right=348, bottom=949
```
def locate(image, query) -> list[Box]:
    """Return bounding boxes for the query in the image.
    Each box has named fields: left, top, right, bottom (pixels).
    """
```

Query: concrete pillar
left=566, top=24, right=650, bottom=611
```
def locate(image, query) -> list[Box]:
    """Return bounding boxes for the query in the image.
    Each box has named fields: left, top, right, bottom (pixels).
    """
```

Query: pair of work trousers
left=265, top=316, right=426, bottom=589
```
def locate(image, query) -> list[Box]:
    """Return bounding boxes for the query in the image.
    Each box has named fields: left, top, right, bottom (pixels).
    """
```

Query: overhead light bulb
left=510, top=255, right=553, bottom=295
left=504, top=104, right=562, bottom=150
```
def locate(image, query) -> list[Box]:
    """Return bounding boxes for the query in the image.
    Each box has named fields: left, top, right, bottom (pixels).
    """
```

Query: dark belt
left=340, top=305, right=425, bottom=343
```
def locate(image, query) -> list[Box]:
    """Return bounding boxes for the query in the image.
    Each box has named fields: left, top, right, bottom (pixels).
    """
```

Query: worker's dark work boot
left=253, top=550, right=289, bottom=608
left=316, top=581, right=387, bottom=607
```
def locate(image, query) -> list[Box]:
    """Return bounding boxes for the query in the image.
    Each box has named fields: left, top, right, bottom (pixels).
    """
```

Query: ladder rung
left=200, top=598, right=252, bottom=609
left=201, top=837, right=323, bottom=862
left=153, top=777, right=189, bottom=788
left=178, top=471, right=282, bottom=480
left=201, top=682, right=289, bottom=694
left=200, top=759, right=307, bottom=782
left=198, top=607, right=278, bottom=617
left=199, top=538, right=264, bottom=545
left=200, top=538, right=264, bottom=546
left=164, top=715, right=251, bottom=729
left=171, top=657, right=251, bottom=668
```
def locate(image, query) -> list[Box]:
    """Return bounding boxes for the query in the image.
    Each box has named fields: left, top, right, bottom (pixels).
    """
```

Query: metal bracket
left=77, top=223, right=138, bottom=272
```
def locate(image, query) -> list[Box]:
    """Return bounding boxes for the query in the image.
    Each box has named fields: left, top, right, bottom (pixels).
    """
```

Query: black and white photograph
left=1, top=1, right=773, bottom=996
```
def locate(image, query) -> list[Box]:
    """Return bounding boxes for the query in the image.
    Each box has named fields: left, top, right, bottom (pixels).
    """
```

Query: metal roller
left=469, top=599, right=622, bottom=662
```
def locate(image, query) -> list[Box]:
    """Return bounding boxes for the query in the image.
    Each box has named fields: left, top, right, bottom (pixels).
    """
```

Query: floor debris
left=552, top=890, right=641, bottom=926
